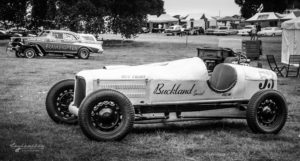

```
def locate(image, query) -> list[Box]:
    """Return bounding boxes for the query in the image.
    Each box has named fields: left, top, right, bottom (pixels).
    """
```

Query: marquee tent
left=281, top=17, right=300, bottom=64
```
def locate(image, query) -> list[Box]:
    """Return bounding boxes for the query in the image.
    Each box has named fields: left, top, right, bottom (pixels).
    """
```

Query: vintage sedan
left=7, top=30, right=103, bottom=59
left=237, top=25, right=256, bottom=36
left=257, top=27, right=282, bottom=36
left=46, top=57, right=288, bottom=141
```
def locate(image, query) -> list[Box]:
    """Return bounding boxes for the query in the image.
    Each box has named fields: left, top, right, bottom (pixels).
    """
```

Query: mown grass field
left=0, top=34, right=299, bottom=161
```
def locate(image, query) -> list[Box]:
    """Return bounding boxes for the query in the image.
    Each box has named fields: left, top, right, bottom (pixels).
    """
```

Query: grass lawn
left=0, top=34, right=299, bottom=161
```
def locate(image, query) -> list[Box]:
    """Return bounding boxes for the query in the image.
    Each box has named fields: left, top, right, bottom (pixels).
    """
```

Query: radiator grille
left=95, top=80, right=146, bottom=98
left=74, top=76, right=86, bottom=107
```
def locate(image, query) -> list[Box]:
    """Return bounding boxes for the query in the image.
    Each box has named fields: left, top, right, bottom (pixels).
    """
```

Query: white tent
left=281, top=17, right=300, bottom=64
left=246, top=12, right=282, bottom=22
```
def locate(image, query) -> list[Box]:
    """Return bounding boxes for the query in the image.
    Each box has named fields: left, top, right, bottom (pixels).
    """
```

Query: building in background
left=147, top=14, right=179, bottom=33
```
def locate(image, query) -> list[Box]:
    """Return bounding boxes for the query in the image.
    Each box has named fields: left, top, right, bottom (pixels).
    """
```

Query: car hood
left=76, top=57, right=208, bottom=81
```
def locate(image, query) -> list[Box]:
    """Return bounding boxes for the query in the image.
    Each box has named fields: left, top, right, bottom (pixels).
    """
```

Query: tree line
left=0, top=0, right=164, bottom=38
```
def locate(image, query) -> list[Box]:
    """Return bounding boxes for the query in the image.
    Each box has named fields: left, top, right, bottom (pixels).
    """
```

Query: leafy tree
left=235, top=0, right=300, bottom=19
left=0, top=0, right=29, bottom=28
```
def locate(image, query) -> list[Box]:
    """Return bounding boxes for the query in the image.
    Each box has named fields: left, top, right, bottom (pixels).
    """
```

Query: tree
left=0, top=0, right=29, bottom=28
left=235, top=0, right=300, bottom=19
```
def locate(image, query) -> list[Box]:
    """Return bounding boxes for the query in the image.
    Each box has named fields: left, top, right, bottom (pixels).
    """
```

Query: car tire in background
left=24, top=48, right=36, bottom=58
left=246, top=89, right=287, bottom=134
left=78, top=48, right=90, bottom=59
left=45, top=79, right=78, bottom=124
left=78, top=89, right=135, bottom=141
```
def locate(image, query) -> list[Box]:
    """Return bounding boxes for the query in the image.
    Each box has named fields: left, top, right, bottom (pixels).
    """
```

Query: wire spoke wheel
left=46, top=79, right=78, bottom=124
left=55, top=89, right=76, bottom=120
left=79, top=89, right=134, bottom=141
left=247, top=90, right=287, bottom=134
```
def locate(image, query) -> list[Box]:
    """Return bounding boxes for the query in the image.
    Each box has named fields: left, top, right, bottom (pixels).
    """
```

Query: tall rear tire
left=78, top=48, right=90, bottom=59
left=45, top=79, right=78, bottom=124
left=78, top=89, right=134, bottom=141
left=246, top=90, right=287, bottom=134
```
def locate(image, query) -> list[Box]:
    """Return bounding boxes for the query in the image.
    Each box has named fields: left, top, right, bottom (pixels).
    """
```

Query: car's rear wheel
left=24, top=48, right=36, bottom=58
left=15, top=51, right=23, bottom=58
left=78, top=48, right=90, bottom=59
left=272, top=33, right=275, bottom=37
left=45, top=79, right=78, bottom=124
left=246, top=90, right=287, bottom=134
left=78, top=89, right=134, bottom=141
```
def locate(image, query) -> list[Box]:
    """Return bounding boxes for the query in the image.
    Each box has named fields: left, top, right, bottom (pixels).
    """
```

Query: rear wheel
left=24, top=48, right=36, bottom=58
left=79, top=89, right=134, bottom=141
left=246, top=90, right=287, bottom=134
left=45, top=79, right=77, bottom=124
left=78, top=48, right=90, bottom=59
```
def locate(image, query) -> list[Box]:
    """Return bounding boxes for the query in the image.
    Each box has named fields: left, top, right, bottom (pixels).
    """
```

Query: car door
left=37, top=31, right=64, bottom=53
left=60, top=33, right=81, bottom=53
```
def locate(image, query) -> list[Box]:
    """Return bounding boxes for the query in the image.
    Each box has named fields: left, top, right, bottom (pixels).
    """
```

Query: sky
left=163, top=0, right=241, bottom=17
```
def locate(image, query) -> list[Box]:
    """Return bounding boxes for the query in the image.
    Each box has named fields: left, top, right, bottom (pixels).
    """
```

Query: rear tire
left=246, top=90, right=287, bottom=134
left=24, top=48, right=36, bottom=58
left=79, top=89, right=134, bottom=141
left=78, top=48, right=90, bottom=59
left=45, top=79, right=78, bottom=124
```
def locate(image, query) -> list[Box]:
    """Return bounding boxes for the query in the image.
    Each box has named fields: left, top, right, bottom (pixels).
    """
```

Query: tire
left=45, top=79, right=78, bottom=124
left=272, top=33, right=275, bottom=37
left=65, top=54, right=76, bottom=58
left=15, top=51, right=23, bottom=58
left=78, top=89, right=135, bottom=141
left=78, top=48, right=90, bottom=59
left=24, top=48, right=36, bottom=58
left=246, top=90, right=287, bottom=134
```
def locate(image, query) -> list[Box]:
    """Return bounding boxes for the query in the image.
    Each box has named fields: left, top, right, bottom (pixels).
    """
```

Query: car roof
left=45, top=30, right=76, bottom=34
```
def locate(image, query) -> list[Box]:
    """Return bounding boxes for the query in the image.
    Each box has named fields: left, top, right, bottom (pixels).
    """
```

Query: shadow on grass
left=132, top=120, right=248, bottom=134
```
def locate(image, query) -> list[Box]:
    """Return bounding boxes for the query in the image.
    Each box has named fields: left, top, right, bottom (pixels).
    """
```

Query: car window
left=64, top=33, right=77, bottom=41
left=39, top=31, right=50, bottom=37
left=53, top=32, right=63, bottom=39
left=80, top=35, right=95, bottom=41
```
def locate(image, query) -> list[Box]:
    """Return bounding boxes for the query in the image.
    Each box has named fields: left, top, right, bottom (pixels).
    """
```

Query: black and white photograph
left=0, top=0, right=300, bottom=160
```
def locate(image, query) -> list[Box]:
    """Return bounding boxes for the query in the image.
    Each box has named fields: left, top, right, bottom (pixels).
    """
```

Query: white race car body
left=70, top=57, right=277, bottom=115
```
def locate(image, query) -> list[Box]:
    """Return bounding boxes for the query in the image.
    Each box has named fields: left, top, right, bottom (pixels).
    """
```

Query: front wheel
left=78, top=48, right=90, bottom=59
left=78, top=89, right=135, bottom=141
left=246, top=90, right=288, bottom=134
left=45, top=79, right=77, bottom=124
left=24, top=48, right=36, bottom=58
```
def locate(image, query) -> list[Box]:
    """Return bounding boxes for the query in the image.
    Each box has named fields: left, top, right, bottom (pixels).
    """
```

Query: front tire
left=45, top=79, right=77, bottom=124
left=24, top=48, right=36, bottom=58
left=78, top=48, right=90, bottom=59
left=246, top=90, right=287, bottom=134
left=78, top=89, right=134, bottom=141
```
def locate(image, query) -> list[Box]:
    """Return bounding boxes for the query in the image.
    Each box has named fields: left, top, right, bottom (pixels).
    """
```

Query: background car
left=204, top=27, right=217, bottom=35
left=213, top=26, right=238, bottom=36
left=165, top=25, right=182, bottom=36
left=258, top=27, right=282, bottom=36
left=0, top=30, right=11, bottom=40
left=238, top=25, right=256, bottom=36
left=185, top=26, right=204, bottom=35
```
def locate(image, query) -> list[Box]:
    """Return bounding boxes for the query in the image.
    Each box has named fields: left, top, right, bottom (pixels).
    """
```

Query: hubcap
left=26, top=50, right=34, bottom=58
left=90, top=101, right=122, bottom=131
left=80, top=50, right=88, bottom=58
left=257, top=99, right=278, bottom=126
left=56, top=89, right=75, bottom=119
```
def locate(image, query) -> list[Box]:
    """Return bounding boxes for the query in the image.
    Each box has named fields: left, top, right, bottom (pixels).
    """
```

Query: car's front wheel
left=78, top=89, right=134, bottom=141
left=78, top=48, right=90, bottom=59
left=45, top=79, right=78, bottom=124
left=24, top=48, right=36, bottom=58
left=246, top=90, right=287, bottom=134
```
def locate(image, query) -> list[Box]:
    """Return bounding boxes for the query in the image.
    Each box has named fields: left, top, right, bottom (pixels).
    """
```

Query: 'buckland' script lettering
left=153, top=83, right=195, bottom=95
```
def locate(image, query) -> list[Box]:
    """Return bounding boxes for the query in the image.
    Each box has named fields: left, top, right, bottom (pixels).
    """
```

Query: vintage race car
left=46, top=57, right=288, bottom=141
left=7, top=30, right=103, bottom=59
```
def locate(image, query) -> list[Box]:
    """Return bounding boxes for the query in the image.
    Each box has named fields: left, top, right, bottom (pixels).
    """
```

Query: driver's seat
left=207, top=64, right=237, bottom=93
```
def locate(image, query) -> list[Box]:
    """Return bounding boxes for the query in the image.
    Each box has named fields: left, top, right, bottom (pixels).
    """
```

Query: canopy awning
left=246, top=12, right=282, bottom=22
left=147, top=14, right=178, bottom=23
left=281, top=17, right=300, bottom=29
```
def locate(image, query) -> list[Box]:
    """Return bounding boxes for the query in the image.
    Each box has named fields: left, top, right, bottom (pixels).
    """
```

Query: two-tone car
left=257, top=27, right=282, bottom=37
left=46, top=57, right=288, bottom=141
left=7, top=30, right=103, bottom=59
